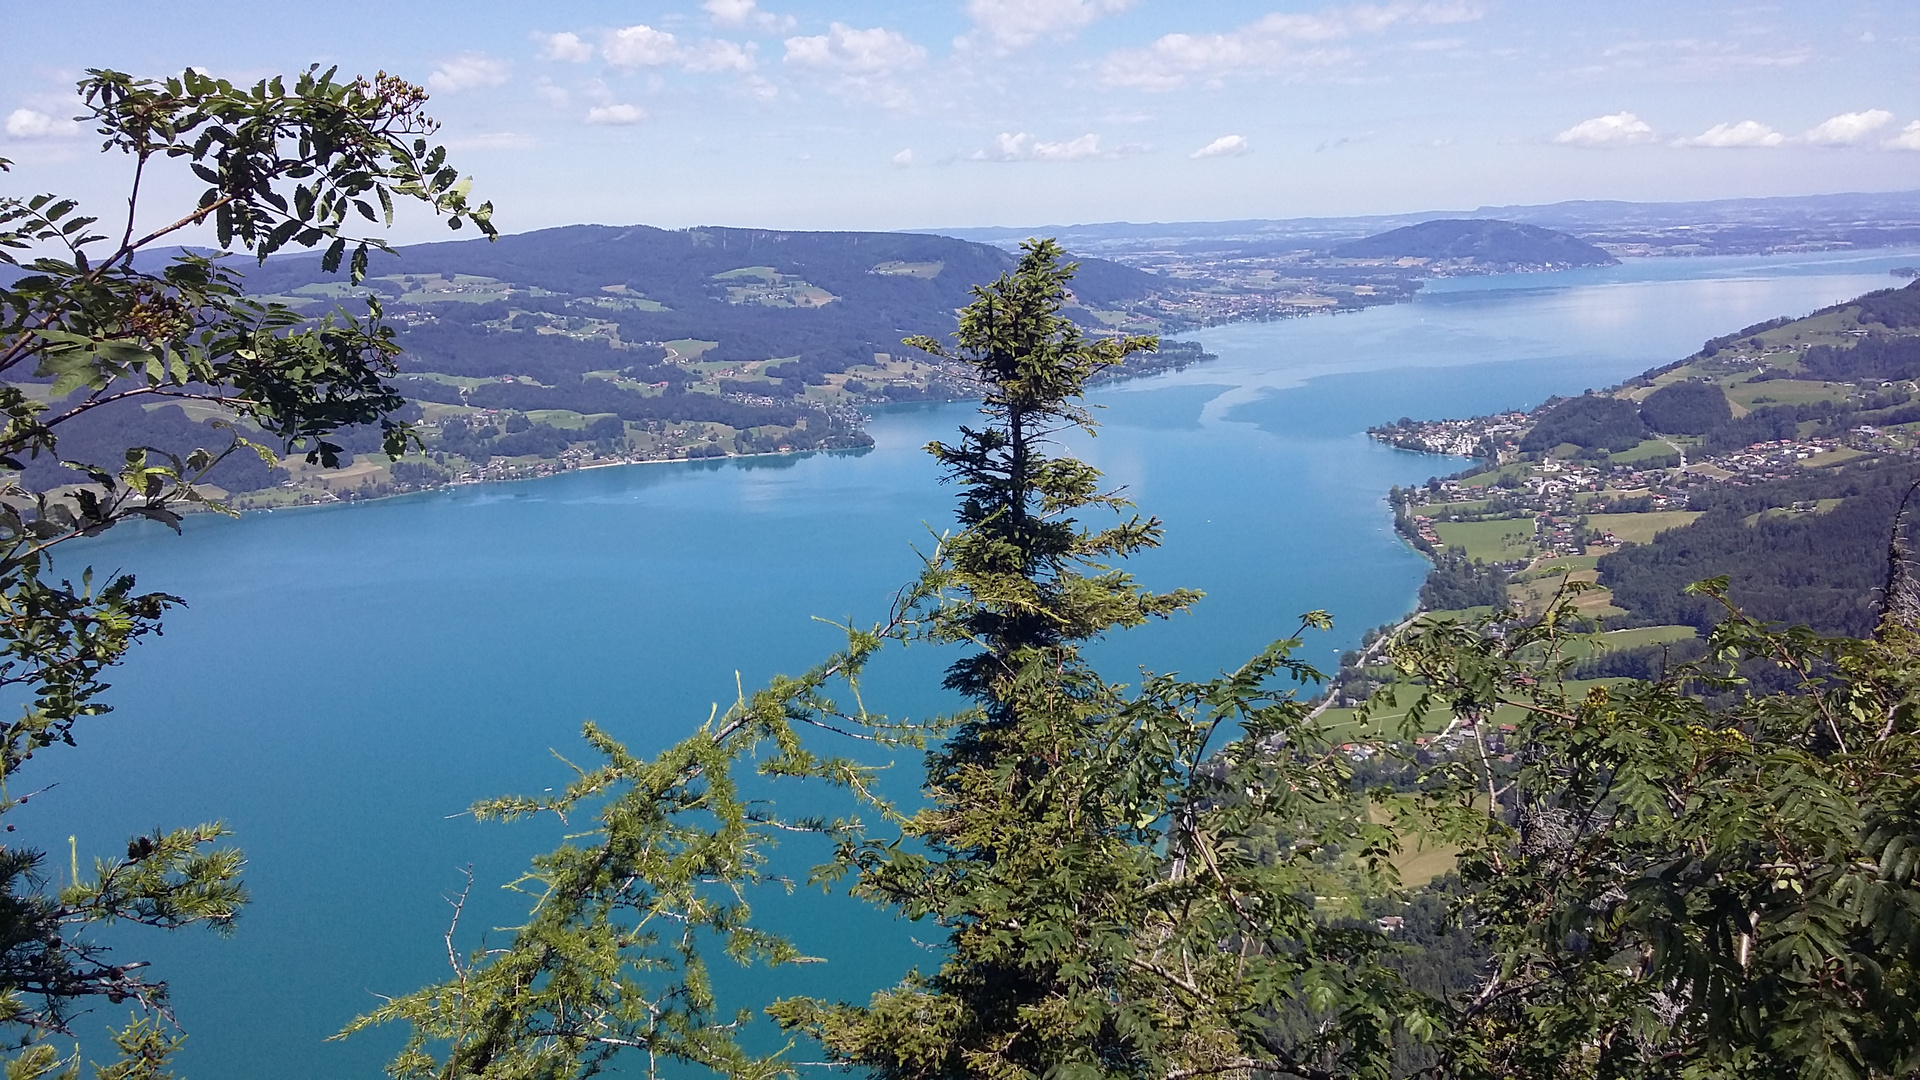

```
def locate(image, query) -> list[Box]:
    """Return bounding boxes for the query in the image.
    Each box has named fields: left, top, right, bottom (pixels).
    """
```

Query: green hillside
left=14, top=228, right=1205, bottom=507
left=1381, top=277, right=1920, bottom=641
left=1330, top=218, right=1618, bottom=268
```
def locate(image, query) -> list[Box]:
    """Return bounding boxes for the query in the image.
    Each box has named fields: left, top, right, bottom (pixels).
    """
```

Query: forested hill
left=243, top=224, right=1163, bottom=326
left=1377, top=276, right=1920, bottom=645
left=90, top=226, right=1202, bottom=508
left=1331, top=219, right=1618, bottom=269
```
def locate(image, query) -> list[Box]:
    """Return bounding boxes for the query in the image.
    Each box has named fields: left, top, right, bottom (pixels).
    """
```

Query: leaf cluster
left=342, top=619, right=922, bottom=1079
left=0, top=65, right=493, bottom=1074
left=1381, top=581, right=1920, bottom=1080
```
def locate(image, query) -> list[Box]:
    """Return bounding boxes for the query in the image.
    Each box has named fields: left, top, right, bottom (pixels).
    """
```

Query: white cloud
left=973, top=132, right=1031, bottom=160
left=585, top=103, right=647, bottom=125
left=1675, top=120, right=1783, bottom=148
left=427, top=53, right=512, bottom=93
left=1553, top=111, right=1656, bottom=147
left=1887, top=121, right=1920, bottom=151
left=703, top=0, right=795, bottom=32
left=785, top=23, right=927, bottom=74
left=4, top=107, right=77, bottom=139
left=704, top=0, right=754, bottom=22
left=972, top=132, right=1140, bottom=162
left=604, top=25, right=683, bottom=69
left=742, top=75, right=780, bottom=101
left=1805, top=109, right=1893, bottom=146
left=1584, top=38, right=1811, bottom=77
left=964, top=0, right=1134, bottom=51
left=1033, top=134, right=1105, bottom=160
left=784, top=23, right=927, bottom=106
left=685, top=39, right=758, bottom=73
left=892, top=147, right=915, bottom=167
left=536, top=31, right=594, bottom=63
left=603, top=24, right=760, bottom=76
left=1191, top=133, right=1250, bottom=158
left=534, top=77, right=570, bottom=108
left=1100, top=1, right=1484, bottom=90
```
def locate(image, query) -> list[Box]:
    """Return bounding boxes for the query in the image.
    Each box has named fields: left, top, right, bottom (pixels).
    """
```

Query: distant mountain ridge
left=3, top=223, right=1215, bottom=507
left=933, top=188, right=1920, bottom=259
left=1329, top=219, right=1617, bottom=268
left=240, top=223, right=1163, bottom=314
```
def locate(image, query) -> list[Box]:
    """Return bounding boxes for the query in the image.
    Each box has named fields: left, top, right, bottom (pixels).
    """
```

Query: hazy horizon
left=5, top=1, right=1919, bottom=245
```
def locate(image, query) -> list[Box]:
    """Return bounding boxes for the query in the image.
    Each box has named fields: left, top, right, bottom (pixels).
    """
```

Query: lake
left=18, top=248, right=1915, bottom=1077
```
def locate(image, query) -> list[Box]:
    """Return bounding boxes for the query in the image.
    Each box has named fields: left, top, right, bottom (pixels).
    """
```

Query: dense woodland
left=1518, top=394, right=1648, bottom=452
left=1636, top=379, right=1731, bottom=434
left=237, top=227, right=1191, bottom=483
left=7, top=226, right=1202, bottom=504
left=1418, top=549, right=1512, bottom=610
left=12, top=399, right=289, bottom=493
left=245, top=224, right=1162, bottom=358
left=1598, top=459, right=1917, bottom=638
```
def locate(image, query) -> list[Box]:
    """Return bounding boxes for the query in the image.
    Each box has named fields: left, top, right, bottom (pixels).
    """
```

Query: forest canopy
left=1637, top=379, right=1732, bottom=435
left=1518, top=393, right=1649, bottom=452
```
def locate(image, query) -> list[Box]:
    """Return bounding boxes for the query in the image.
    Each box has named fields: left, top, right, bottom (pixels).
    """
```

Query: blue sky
left=3, top=1, right=1918, bottom=239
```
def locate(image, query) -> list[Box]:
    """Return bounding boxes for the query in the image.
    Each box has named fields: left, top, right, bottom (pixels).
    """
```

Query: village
left=1380, top=408, right=1911, bottom=561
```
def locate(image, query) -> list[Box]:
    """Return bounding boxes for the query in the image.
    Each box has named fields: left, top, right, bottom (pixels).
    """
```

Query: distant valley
left=940, top=189, right=1920, bottom=318
left=15, top=191, right=1919, bottom=510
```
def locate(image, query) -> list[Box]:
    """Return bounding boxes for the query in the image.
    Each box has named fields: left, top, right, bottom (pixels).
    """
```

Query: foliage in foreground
left=355, top=239, right=1920, bottom=1080
left=353, top=241, right=1431, bottom=1080
left=0, top=66, right=492, bottom=1074
left=1381, top=565, right=1920, bottom=1080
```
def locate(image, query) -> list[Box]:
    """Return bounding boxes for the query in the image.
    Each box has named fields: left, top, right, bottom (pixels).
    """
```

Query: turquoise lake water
left=17, top=248, right=1916, bottom=1077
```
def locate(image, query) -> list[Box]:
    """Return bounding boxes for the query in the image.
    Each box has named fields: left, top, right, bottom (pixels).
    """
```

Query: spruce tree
left=362, top=240, right=1429, bottom=1080
left=776, top=239, right=1422, bottom=1080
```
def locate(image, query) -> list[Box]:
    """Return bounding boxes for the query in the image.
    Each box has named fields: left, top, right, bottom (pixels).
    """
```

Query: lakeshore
left=189, top=247, right=1920, bottom=514
left=25, top=248, right=1917, bottom=1080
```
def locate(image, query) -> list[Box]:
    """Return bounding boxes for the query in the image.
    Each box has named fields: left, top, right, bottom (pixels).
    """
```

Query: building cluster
left=1412, top=720, right=1514, bottom=762
left=1535, top=513, right=1591, bottom=556
left=1369, top=412, right=1529, bottom=457
left=1692, top=437, right=1845, bottom=484
left=1397, top=419, right=1915, bottom=530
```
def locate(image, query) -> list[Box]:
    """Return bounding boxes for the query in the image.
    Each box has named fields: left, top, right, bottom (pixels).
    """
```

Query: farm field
left=1432, top=516, right=1536, bottom=561
left=1586, top=510, right=1702, bottom=544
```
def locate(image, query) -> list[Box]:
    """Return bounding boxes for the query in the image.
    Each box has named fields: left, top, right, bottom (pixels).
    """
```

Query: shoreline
left=225, top=302, right=1374, bottom=514
left=226, top=443, right=880, bottom=516
left=164, top=249, right=1920, bottom=520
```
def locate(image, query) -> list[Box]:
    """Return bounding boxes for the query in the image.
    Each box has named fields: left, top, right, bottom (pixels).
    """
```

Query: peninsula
left=1321, top=278, right=1920, bottom=722
left=1328, top=219, right=1618, bottom=272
